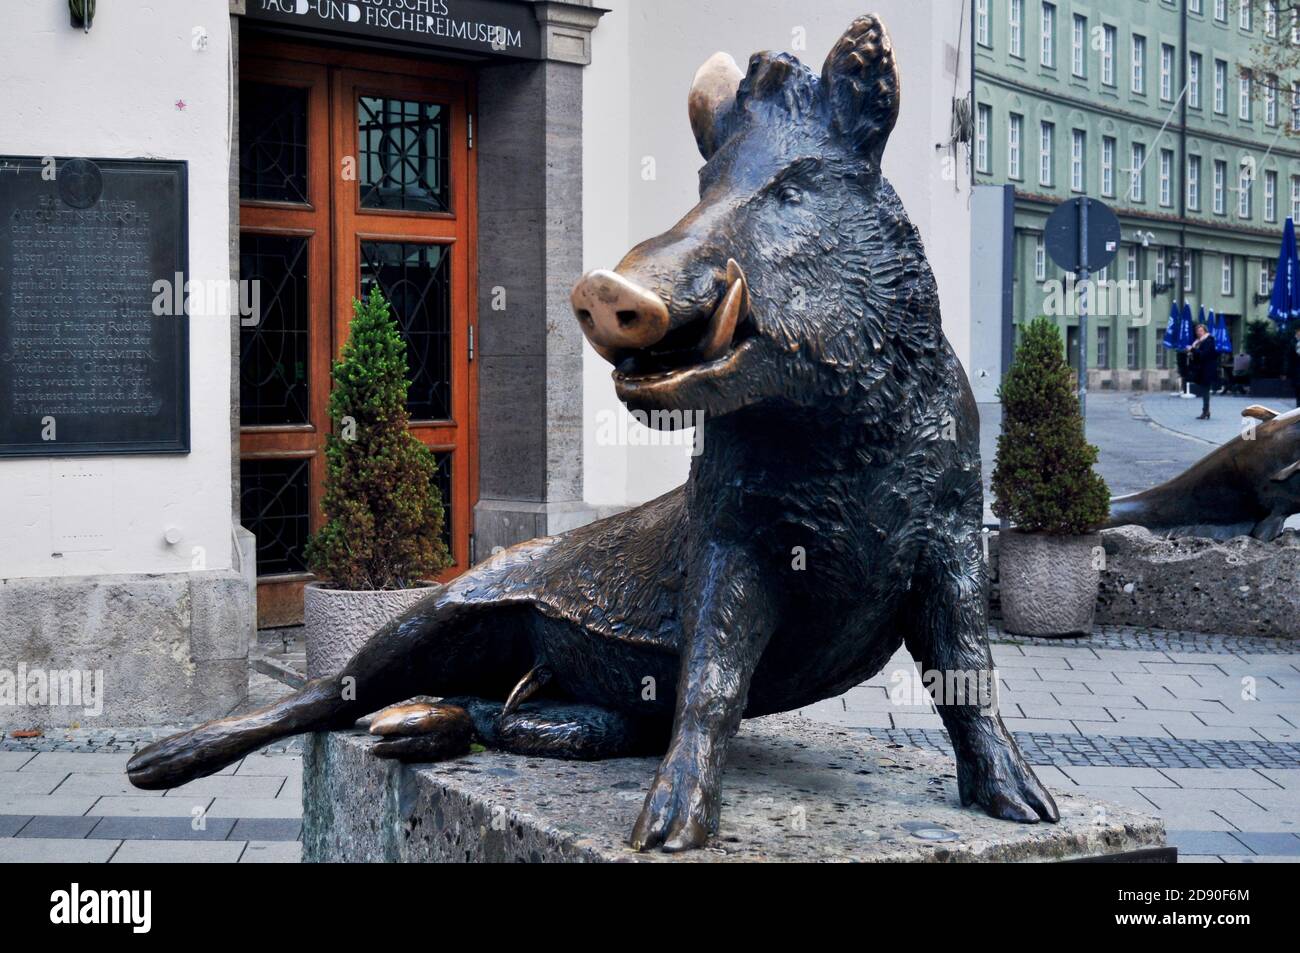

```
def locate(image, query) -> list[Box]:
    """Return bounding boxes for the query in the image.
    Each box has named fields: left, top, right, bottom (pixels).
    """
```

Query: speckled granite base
left=302, top=715, right=1167, bottom=863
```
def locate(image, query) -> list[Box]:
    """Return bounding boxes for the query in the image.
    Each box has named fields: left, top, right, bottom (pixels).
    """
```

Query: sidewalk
left=2, top=629, right=1296, bottom=863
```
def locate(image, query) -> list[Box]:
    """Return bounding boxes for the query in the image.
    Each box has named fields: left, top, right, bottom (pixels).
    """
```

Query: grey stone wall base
left=0, top=568, right=251, bottom=728
left=303, top=715, right=1166, bottom=863
left=472, top=498, right=623, bottom=558
left=1095, top=526, right=1300, bottom=640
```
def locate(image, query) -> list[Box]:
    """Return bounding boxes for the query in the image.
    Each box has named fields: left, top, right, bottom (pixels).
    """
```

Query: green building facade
left=974, top=0, right=1296, bottom=389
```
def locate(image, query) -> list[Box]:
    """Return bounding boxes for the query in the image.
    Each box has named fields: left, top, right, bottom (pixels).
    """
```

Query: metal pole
left=1078, top=198, right=1089, bottom=421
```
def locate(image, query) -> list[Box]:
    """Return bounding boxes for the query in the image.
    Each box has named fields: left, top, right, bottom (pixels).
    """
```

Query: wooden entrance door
left=238, top=39, right=477, bottom=627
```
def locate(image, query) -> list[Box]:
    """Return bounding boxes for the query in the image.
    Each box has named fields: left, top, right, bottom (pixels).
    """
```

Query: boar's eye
left=777, top=184, right=803, bottom=206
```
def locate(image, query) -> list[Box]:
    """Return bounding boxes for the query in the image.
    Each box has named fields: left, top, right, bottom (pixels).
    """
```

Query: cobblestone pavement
left=2, top=626, right=1296, bottom=863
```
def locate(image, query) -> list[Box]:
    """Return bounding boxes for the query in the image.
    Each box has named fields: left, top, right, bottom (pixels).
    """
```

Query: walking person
left=1289, top=326, right=1300, bottom=409
left=1187, top=323, right=1218, bottom=420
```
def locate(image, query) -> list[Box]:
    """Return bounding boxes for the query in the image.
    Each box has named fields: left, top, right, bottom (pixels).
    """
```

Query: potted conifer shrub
left=303, top=291, right=451, bottom=678
left=992, top=318, right=1111, bottom=637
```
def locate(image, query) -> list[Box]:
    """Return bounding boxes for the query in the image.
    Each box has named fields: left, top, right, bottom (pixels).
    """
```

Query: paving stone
left=1194, top=710, right=1295, bottom=729
left=89, top=796, right=213, bottom=817
left=1166, top=725, right=1272, bottom=742
left=16, top=814, right=98, bottom=839
left=1036, top=669, right=1114, bottom=683
left=229, top=817, right=302, bottom=841
left=240, top=840, right=302, bottom=863
left=162, top=775, right=285, bottom=799
left=0, top=795, right=98, bottom=816
left=21, top=752, right=133, bottom=774
left=0, top=752, right=35, bottom=771
left=1221, top=854, right=1300, bottom=863
left=1255, top=769, right=1300, bottom=789
left=0, top=772, right=67, bottom=795
left=0, top=838, right=119, bottom=862
left=1116, top=673, right=1203, bottom=690
left=1140, top=662, right=1229, bottom=678
left=110, top=840, right=245, bottom=863
left=1061, top=766, right=1178, bottom=787
left=0, top=815, right=32, bottom=836
left=234, top=755, right=301, bottom=777
left=51, top=773, right=166, bottom=798
left=1015, top=703, right=1115, bottom=722
left=1130, top=694, right=1232, bottom=714
left=1253, top=727, right=1300, bottom=743
left=87, top=815, right=236, bottom=841
left=1156, top=768, right=1280, bottom=789
left=1073, top=721, right=1173, bottom=739
left=1063, top=657, right=1153, bottom=673
left=997, top=718, right=1079, bottom=734
left=1230, top=832, right=1300, bottom=856
left=1177, top=854, right=1226, bottom=862
left=1167, top=830, right=1254, bottom=856
left=207, top=797, right=302, bottom=819
left=889, top=712, right=945, bottom=730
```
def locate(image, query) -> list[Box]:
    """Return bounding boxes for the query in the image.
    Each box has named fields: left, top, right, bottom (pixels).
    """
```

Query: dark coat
left=1189, top=335, right=1219, bottom=386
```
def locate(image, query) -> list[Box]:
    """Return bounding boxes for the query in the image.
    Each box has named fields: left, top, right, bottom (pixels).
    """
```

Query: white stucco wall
left=0, top=3, right=234, bottom=579
left=582, top=0, right=974, bottom=508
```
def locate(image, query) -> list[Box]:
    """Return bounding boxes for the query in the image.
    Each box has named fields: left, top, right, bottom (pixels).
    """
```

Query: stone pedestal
left=1096, top=526, right=1300, bottom=640
left=303, top=715, right=1168, bottom=863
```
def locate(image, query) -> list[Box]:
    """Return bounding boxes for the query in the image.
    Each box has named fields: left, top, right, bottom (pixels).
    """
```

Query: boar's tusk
left=698, top=258, right=750, bottom=362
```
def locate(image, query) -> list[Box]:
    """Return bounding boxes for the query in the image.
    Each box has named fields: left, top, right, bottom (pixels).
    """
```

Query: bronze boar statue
left=1107, top=405, right=1300, bottom=542
left=128, top=15, right=1058, bottom=853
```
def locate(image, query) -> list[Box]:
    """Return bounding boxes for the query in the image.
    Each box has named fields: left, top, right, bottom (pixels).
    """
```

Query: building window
left=1102, top=25, right=1116, bottom=86
left=1097, top=326, right=1111, bottom=369
left=1159, top=149, right=1174, bottom=206
left=1183, top=253, right=1195, bottom=293
left=1240, top=71, right=1253, bottom=121
left=1160, top=44, right=1175, bottom=101
left=1132, top=35, right=1146, bottom=94
left=1241, top=0, right=1253, bottom=31
left=1214, top=159, right=1227, bottom=213
left=1072, top=15, right=1087, bottom=77
left=1239, top=165, right=1253, bottom=218
left=1267, top=76, right=1279, bottom=125
left=1188, top=155, right=1201, bottom=210
left=1190, top=0, right=1203, bottom=13
left=977, top=0, right=991, bottom=47
left=976, top=104, right=991, bottom=173
left=1292, top=8, right=1299, bottom=43
left=1101, top=136, right=1116, bottom=196
left=1267, top=1, right=1279, bottom=37
left=1009, top=113, right=1023, bottom=179
left=1266, top=169, right=1278, bottom=221
left=1215, top=0, right=1228, bottom=22
left=1010, top=0, right=1024, bottom=57
left=1222, top=254, right=1234, bottom=295
left=1127, top=245, right=1139, bottom=282
left=1260, top=260, right=1273, bottom=296
left=1291, top=174, right=1300, bottom=221
left=1130, top=142, right=1146, bottom=202
left=1215, top=59, right=1228, bottom=113
left=1035, top=234, right=1046, bottom=281
left=1041, top=3, right=1056, bottom=68
left=1040, top=121, right=1054, bottom=186
left=1071, top=129, right=1085, bottom=191
left=1156, top=247, right=1167, bottom=285
left=1127, top=327, right=1141, bottom=370
left=1189, top=52, right=1202, bottom=107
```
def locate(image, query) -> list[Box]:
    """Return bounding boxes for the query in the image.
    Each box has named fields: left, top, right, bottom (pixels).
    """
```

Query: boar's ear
left=689, top=52, right=744, bottom=159
left=820, top=15, right=900, bottom=169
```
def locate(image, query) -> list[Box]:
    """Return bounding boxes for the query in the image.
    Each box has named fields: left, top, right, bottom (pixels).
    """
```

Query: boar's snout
left=571, top=270, right=671, bottom=360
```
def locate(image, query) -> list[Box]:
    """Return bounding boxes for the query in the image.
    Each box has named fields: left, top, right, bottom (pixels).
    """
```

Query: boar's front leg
left=901, top=518, right=1059, bottom=824
left=630, top=540, right=773, bottom=852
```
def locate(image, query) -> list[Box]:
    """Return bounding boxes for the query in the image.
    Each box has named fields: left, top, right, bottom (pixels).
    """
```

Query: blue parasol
left=1179, top=301, right=1194, bottom=349
left=1268, top=217, right=1300, bottom=323
left=1161, top=300, right=1179, bottom=349
left=1213, top=309, right=1232, bottom=355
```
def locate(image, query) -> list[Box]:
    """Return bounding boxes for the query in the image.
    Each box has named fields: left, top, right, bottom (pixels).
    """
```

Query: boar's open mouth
left=613, top=259, right=754, bottom=381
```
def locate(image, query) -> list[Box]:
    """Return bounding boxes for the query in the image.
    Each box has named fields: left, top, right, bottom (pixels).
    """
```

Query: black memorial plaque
left=244, top=0, right=543, bottom=60
left=0, top=156, right=189, bottom=456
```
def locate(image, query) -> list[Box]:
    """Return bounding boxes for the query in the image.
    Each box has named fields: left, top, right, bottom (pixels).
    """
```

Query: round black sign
left=1043, top=197, right=1121, bottom=274
left=57, top=158, right=103, bottom=209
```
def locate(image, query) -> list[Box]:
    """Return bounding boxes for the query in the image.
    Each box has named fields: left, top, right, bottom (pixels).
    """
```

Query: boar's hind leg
left=899, top=525, right=1059, bottom=824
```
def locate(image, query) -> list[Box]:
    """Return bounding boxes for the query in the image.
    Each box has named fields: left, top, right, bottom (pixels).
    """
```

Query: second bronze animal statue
left=127, top=15, right=1058, bottom=853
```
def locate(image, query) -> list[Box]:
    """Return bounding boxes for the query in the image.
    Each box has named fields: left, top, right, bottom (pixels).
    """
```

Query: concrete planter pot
left=304, top=581, right=439, bottom=680
left=999, top=530, right=1101, bottom=638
